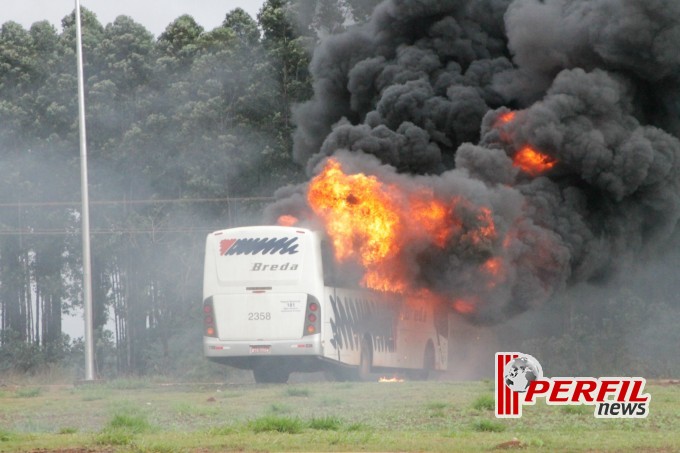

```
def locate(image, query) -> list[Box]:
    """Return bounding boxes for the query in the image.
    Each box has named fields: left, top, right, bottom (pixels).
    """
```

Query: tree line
left=0, top=0, right=380, bottom=377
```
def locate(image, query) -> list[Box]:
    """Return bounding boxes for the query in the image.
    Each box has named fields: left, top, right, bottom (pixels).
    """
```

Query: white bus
left=203, top=225, right=448, bottom=383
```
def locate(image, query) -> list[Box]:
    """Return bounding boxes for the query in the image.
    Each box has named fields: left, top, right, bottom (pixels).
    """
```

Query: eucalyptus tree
left=0, top=18, right=80, bottom=365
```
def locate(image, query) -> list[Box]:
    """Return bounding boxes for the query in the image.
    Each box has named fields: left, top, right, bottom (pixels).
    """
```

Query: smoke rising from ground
left=268, top=0, right=680, bottom=323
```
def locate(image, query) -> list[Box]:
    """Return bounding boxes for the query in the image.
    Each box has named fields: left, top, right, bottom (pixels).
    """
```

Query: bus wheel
left=358, top=336, right=373, bottom=381
left=253, top=365, right=290, bottom=384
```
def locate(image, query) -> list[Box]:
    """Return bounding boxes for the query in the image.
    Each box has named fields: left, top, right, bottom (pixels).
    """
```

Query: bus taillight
left=303, top=295, right=320, bottom=337
left=204, top=297, right=218, bottom=337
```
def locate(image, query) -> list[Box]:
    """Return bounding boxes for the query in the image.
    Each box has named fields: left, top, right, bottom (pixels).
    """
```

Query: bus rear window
left=213, top=235, right=305, bottom=286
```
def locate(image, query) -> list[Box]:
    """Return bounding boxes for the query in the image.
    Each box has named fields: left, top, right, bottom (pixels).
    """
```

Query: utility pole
left=75, top=0, right=95, bottom=381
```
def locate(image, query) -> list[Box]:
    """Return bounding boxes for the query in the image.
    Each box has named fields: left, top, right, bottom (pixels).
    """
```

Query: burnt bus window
left=321, top=240, right=362, bottom=288
left=321, top=240, right=337, bottom=286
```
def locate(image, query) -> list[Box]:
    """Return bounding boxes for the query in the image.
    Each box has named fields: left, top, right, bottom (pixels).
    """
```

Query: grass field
left=0, top=376, right=678, bottom=452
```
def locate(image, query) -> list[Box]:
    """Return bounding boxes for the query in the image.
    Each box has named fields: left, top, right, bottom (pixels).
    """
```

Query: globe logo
left=503, top=354, right=543, bottom=393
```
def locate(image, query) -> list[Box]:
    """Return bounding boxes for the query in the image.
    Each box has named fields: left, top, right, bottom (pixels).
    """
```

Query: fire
left=276, top=109, right=566, bottom=319
left=483, top=257, right=503, bottom=275
left=307, top=158, right=467, bottom=293
left=306, top=157, right=501, bottom=313
left=466, top=207, right=496, bottom=246
left=493, top=111, right=517, bottom=142
left=496, top=111, right=516, bottom=125
left=307, top=159, right=399, bottom=265
left=452, top=298, right=476, bottom=314
left=513, top=146, right=557, bottom=176
left=492, top=110, right=559, bottom=177
left=481, top=257, right=507, bottom=289
left=378, top=376, right=405, bottom=383
left=409, top=192, right=457, bottom=248
left=277, top=215, right=299, bottom=226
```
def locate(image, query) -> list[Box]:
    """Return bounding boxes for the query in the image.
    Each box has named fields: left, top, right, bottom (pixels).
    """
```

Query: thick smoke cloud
left=292, top=0, right=513, bottom=173
left=502, top=0, right=680, bottom=114
left=269, top=0, right=680, bottom=323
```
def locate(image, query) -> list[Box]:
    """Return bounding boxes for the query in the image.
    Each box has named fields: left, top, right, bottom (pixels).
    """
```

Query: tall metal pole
left=75, top=0, right=95, bottom=381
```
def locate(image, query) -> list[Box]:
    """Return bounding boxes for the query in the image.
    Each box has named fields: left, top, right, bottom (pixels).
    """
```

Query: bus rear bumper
left=203, top=334, right=323, bottom=359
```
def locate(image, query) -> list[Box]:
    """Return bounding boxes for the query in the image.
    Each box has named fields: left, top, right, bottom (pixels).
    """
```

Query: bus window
left=321, top=240, right=363, bottom=289
left=321, top=240, right=337, bottom=286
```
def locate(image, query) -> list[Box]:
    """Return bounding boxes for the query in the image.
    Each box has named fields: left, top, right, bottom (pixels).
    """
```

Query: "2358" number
left=248, top=312, right=271, bottom=321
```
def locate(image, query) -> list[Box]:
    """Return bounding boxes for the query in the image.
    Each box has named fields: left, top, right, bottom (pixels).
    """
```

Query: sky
left=0, top=0, right=266, bottom=37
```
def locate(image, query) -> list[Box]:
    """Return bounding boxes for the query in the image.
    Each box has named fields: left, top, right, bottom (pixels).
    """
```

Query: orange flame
left=307, top=159, right=401, bottom=267
left=481, top=257, right=507, bottom=289
left=277, top=215, right=299, bottom=226
left=513, top=146, right=557, bottom=175
left=493, top=111, right=517, bottom=142
left=483, top=257, right=502, bottom=275
left=378, top=376, right=405, bottom=383
left=493, top=110, right=559, bottom=176
left=496, top=111, right=516, bottom=125
left=307, top=158, right=498, bottom=300
left=467, top=207, right=496, bottom=246
left=452, top=298, right=476, bottom=314
left=307, top=158, right=459, bottom=293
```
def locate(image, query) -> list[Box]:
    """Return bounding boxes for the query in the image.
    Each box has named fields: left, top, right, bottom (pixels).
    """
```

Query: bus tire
left=358, top=335, right=373, bottom=381
left=253, top=365, right=290, bottom=384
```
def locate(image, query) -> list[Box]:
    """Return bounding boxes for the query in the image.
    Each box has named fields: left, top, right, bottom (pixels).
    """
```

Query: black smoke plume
left=266, top=0, right=680, bottom=323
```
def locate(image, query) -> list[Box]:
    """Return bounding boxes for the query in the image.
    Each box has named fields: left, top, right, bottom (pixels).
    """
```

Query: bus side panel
left=322, top=287, right=400, bottom=368
left=433, top=306, right=449, bottom=371
left=321, top=286, right=359, bottom=366
left=393, top=303, right=426, bottom=369
left=322, top=287, right=450, bottom=372
left=394, top=301, right=450, bottom=370
left=436, top=334, right=448, bottom=371
left=321, top=286, right=339, bottom=364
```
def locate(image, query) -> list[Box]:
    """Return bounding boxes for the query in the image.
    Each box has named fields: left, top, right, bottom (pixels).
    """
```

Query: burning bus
left=203, top=225, right=448, bottom=383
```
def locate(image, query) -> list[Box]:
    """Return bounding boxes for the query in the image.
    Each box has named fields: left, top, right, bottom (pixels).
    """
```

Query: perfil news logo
left=495, top=353, right=651, bottom=419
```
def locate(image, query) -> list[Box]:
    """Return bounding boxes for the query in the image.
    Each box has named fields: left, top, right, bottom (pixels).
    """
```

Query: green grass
left=319, top=396, right=342, bottom=407
left=345, top=421, right=370, bottom=432
left=94, top=411, right=153, bottom=446
left=248, top=415, right=304, bottom=434
left=107, top=413, right=152, bottom=433
left=425, top=401, right=449, bottom=418
left=207, top=424, right=237, bottom=436
left=75, top=385, right=109, bottom=402
left=285, top=387, right=311, bottom=397
left=561, top=404, right=591, bottom=415
left=308, top=416, right=343, bottom=430
left=172, top=401, right=221, bottom=417
left=0, top=379, right=677, bottom=451
left=470, top=393, right=495, bottom=411
left=471, top=418, right=506, bottom=432
left=14, top=387, right=42, bottom=398
left=0, top=428, right=16, bottom=442
left=105, top=378, right=154, bottom=390
left=270, top=402, right=293, bottom=413
left=425, top=401, right=448, bottom=410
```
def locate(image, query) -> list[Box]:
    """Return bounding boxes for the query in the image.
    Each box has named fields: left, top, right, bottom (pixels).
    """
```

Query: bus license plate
left=250, top=345, right=271, bottom=354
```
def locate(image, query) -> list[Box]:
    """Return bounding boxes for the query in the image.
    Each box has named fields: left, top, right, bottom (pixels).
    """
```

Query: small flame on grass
left=378, top=376, right=405, bottom=383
